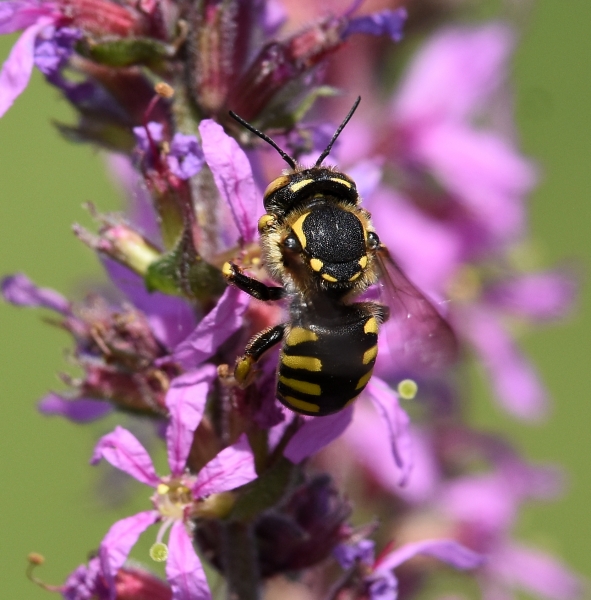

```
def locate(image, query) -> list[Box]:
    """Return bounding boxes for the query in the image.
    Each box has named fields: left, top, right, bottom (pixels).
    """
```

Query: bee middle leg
left=222, top=261, right=284, bottom=301
left=235, top=324, right=286, bottom=387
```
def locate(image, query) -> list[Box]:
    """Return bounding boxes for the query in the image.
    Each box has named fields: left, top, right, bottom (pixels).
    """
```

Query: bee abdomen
left=277, top=316, right=379, bottom=416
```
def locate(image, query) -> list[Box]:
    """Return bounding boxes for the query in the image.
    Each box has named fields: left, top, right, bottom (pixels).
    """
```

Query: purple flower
left=199, top=119, right=261, bottom=245
left=438, top=469, right=582, bottom=600
left=284, top=377, right=413, bottom=487
left=344, top=8, right=407, bottom=42
left=334, top=537, right=483, bottom=600
left=2, top=270, right=193, bottom=423
left=33, top=24, right=81, bottom=77
left=342, top=407, right=439, bottom=503
left=1, top=272, right=70, bottom=313
left=0, top=0, right=57, bottom=116
left=166, top=133, right=205, bottom=180
left=133, top=122, right=164, bottom=154
left=365, top=183, right=575, bottom=419
left=61, top=555, right=173, bottom=600
left=333, top=538, right=375, bottom=570
left=91, top=366, right=257, bottom=599
left=169, top=285, right=250, bottom=370
left=389, top=24, right=537, bottom=246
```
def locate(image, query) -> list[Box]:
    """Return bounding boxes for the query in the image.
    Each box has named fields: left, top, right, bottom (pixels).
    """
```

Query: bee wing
left=375, top=246, right=459, bottom=374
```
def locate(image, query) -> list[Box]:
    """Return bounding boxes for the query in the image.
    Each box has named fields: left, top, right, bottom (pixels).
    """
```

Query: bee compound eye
left=367, top=231, right=380, bottom=250
left=283, top=234, right=301, bottom=252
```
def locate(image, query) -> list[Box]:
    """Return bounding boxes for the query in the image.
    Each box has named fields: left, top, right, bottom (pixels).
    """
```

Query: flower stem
left=222, top=521, right=261, bottom=600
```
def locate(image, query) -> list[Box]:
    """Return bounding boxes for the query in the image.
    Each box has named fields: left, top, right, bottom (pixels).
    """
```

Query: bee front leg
left=235, top=324, right=286, bottom=387
left=222, top=261, right=285, bottom=301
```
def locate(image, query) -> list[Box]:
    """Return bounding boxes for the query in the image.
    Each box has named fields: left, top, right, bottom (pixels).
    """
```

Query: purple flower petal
left=34, top=25, right=81, bottom=76
left=0, top=1, right=55, bottom=34
left=166, top=133, right=205, bottom=180
left=367, top=571, right=398, bottom=600
left=1, top=272, right=70, bottom=313
left=166, top=520, right=212, bottom=600
left=38, top=393, right=113, bottom=422
left=414, top=122, right=536, bottom=242
left=199, top=119, right=259, bottom=244
left=393, top=24, right=514, bottom=123
left=343, top=408, right=438, bottom=503
left=62, top=556, right=103, bottom=600
left=334, top=539, right=376, bottom=570
left=488, top=542, right=582, bottom=600
left=103, top=260, right=197, bottom=349
left=0, top=16, right=52, bottom=117
left=106, top=154, right=162, bottom=243
left=165, top=365, right=217, bottom=476
left=284, top=405, right=354, bottom=464
left=91, top=426, right=160, bottom=487
left=439, top=473, right=517, bottom=535
left=375, top=539, right=484, bottom=574
left=365, top=189, right=460, bottom=294
left=171, top=286, right=249, bottom=370
left=344, top=8, right=407, bottom=42
left=484, top=272, right=577, bottom=322
left=133, top=121, right=164, bottom=152
left=365, top=378, right=413, bottom=487
left=193, top=434, right=257, bottom=497
left=462, top=307, right=548, bottom=420
left=99, top=511, right=159, bottom=595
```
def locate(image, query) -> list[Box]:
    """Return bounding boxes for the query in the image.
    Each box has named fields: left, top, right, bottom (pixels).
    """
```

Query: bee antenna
left=315, top=96, right=361, bottom=167
left=228, top=111, right=297, bottom=170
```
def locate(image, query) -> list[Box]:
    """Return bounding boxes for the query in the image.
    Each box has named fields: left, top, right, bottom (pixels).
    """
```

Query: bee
left=223, top=98, right=457, bottom=416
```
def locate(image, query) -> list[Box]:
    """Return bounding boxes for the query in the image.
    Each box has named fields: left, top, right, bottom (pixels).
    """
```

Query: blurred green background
left=0, top=2, right=590, bottom=598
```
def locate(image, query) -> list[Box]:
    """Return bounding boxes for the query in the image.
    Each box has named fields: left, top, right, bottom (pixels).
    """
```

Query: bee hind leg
left=235, top=324, right=286, bottom=387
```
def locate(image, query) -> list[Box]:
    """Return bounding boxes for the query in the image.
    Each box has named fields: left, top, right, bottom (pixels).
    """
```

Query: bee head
left=281, top=203, right=379, bottom=291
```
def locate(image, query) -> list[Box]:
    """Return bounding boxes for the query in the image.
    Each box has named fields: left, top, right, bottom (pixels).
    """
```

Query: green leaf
left=76, top=37, right=174, bottom=68
left=144, top=231, right=226, bottom=302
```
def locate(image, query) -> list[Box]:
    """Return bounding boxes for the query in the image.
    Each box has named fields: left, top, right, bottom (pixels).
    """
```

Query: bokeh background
left=0, top=2, right=589, bottom=598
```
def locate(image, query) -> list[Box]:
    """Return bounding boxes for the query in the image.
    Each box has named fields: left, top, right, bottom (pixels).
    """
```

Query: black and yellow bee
left=223, top=98, right=456, bottom=416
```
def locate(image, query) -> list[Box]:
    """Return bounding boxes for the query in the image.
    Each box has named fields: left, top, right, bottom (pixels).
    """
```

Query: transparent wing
left=375, top=246, right=459, bottom=375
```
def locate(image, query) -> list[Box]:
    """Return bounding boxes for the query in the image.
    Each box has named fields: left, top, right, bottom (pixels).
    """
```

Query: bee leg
left=235, top=324, right=286, bottom=387
left=222, top=261, right=284, bottom=301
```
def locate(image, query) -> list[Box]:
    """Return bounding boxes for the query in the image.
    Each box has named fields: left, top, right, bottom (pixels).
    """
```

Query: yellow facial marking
left=258, top=214, right=275, bottom=232
left=364, top=317, right=379, bottom=334
left=279, top=376, right=321, bottom=396
left=284, top=396, right=320, bottom=413
left=359, top=256, right=368, bottom=269
left=310, top=258, right=323, bottom=272
left=348, top=272, right=361, bottom=282
left=330, top=177, right=352, bottom=188
left=264, top=175, right=290, bottom=199
left=290, top=178, right=314, bottom=193
left=222, top=262, right=233, bottom=277
left=362, top=345, right=378, bottom=364
left=355, top=370, right=373, bottom=390
left=281, top=354, right=322, bottom=372
left=291, top=212, right=310, bottom=250
left=322, top=273, right=338, bottom=282
left=286, top=327, right=318, bottom=346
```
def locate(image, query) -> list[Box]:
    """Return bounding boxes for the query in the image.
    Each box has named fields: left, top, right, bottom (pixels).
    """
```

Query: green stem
left=222, top=521, right=261, bottom=600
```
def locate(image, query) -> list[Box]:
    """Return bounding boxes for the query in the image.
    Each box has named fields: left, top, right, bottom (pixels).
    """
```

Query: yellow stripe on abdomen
left=362, top=345, right=378, bottom=364
left=281, top=354, right=322, bottom=372
left=283, top=396, right=320, bottom=413
left=279, top=376, right=321, bottom=396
